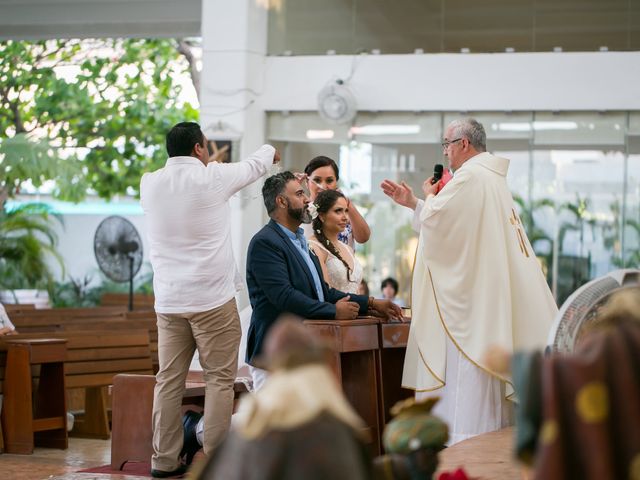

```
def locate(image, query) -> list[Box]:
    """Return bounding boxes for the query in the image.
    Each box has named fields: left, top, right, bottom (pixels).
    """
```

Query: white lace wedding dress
left=308, top=239, right=363, bottom=294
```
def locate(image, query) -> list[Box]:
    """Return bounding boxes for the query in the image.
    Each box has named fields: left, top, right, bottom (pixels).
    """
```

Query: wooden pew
left=61, top=318, right=159, bottom=372
left=1, top=329, right=154, bottom=440
left=0, top=338, right=68, bottom=454
left=2, top=304, right=36, bottom=315
left=101, top=293, right=155, bottom=310
left=9, top=308, right=160, bottom=372
left=9, top=307, right=128, bottom=332
left=109, top=371, right=250, bottom=470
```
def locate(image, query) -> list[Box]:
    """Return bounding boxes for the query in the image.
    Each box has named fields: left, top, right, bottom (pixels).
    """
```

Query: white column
left=200, top=0, right=270, bottom=309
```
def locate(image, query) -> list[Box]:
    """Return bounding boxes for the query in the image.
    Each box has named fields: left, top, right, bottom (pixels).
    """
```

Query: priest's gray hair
left=448, top=118, right=487, bottom=152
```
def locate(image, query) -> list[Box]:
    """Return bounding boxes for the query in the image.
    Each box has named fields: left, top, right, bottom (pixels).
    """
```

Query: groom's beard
left=287, top=204, right=312, bottom=224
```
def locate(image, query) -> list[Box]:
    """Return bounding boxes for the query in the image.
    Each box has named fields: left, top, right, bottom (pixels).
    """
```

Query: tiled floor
left=0, top=427, right=524, bottom=480
left=0, top=438, right=147, bottom=480
left=437, top=427, right=527, bottom=480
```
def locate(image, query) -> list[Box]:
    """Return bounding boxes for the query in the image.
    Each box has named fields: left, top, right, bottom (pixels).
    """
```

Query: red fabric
left=438, top=467, right=471, bottom=480
left=438, top=168, right=453, bottom=191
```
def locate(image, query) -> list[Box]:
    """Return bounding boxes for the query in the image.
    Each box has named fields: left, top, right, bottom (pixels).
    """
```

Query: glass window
left=267, top=0, right=640, bottom=55
left=267, top=110, right=639, bottom=307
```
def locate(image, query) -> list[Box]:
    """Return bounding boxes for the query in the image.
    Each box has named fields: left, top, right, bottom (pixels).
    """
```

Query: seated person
left=308, top=190, right=364, bottom=294
left=245, top=172, right=402, bottom=390
left=0, top=302, right=18, bottom=335
left=380, top=277, right=406, bottom=308
left=190, top=317, right=373, bottom=480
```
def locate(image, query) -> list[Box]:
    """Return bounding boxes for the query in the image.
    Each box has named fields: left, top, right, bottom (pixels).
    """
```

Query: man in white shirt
left=140, top=122, right=279, bottom=477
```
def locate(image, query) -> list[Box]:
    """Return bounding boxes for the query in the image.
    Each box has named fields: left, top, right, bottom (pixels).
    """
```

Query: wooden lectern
left=304, top=318, right=382, bottom=455
left=304, top=317, right=413, bottom=456
left=377, top=321, right=413, bottom=425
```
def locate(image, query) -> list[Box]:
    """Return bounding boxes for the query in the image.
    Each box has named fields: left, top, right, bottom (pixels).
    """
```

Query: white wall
left=200, top=0, right=271, bottom=309
left=262, top=52, right=640, bottom=111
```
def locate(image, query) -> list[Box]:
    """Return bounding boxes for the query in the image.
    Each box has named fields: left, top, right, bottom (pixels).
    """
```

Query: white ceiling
left=0, top=0, right=201, bottom=40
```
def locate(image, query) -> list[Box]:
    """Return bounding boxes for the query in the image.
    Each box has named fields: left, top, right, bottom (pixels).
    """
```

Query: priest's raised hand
left=380, top=179, right=419, bottom=210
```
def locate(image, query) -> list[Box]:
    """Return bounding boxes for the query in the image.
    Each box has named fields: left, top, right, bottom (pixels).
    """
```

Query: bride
left=308, top=190, right=363, bottom=294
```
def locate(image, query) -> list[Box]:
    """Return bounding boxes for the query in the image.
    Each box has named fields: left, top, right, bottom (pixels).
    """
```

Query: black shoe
left=180, top=410, right=203, bottom=465
left=150, top=463, right=187, bottom=478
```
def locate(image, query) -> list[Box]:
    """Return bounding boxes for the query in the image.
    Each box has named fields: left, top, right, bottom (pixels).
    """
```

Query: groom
left=246, top=171, right=402, bottom=389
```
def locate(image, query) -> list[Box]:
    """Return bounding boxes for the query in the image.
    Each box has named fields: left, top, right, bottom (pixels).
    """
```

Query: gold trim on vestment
left=427, top=268, right=516, bottom=401
left=416, top=336, right=445, bottom=385
left=402, top=383, right=445, bottom=393
left=409, top=227, right=446, bottom=390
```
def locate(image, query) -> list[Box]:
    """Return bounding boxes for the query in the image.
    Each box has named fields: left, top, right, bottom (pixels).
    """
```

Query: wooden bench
left=110, top=370, right=251, bottom=470
left=1, top=329, right=153, bottom=440
left=0, top=338, right=68, bottom=454
left=9, top=306, right=128, bottom=332
left=101, top=293, right=155, bottom=310
left=2, top=303, right=36, bottom=314
left=9, top=308, right=160, bottom=372
left=61, top=318, right=159, bottom=372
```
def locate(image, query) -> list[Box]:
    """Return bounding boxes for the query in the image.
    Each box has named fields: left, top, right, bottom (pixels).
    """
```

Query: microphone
left=431, top=164, right=444, bottom=184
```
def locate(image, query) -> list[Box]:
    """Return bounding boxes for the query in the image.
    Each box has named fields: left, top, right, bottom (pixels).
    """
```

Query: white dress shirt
left=140, top=145, right=275, bottom=313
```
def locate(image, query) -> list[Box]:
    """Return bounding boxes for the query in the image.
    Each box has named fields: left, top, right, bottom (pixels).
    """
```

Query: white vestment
left=403, top=152, right=557, bottom=443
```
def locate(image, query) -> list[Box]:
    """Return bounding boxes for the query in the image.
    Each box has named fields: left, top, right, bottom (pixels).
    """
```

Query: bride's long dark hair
left=312, top=190, right=353, bottom=281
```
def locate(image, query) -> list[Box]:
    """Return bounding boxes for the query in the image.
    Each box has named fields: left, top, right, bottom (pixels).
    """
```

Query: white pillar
left=200, top=0, right=270, bottom=309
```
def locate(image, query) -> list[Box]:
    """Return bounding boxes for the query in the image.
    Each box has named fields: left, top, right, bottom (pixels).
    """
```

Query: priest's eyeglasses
left=441, top=138, right=462, bottom=148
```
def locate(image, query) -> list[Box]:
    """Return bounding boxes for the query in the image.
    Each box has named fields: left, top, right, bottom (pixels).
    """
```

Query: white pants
left=249, top=365, right=269, bottom=392
left=194, top=365, right=270, bottom=445
left=417, top=335, right=513, bottom=445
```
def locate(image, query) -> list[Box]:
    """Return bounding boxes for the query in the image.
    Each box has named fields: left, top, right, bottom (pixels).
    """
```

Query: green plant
left=0, top=202, right=64, bottom=293
left=613, top=218, right=640, bottom=268
left=51, top=268, right=154, bottom=308
left=512, top=194, right=555, bottom=253
left=51, top=275, right=103, bottom=307
left=557, top=194, right=597, bottom=259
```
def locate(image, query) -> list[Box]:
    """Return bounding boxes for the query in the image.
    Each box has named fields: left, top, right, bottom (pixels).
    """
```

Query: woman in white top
left=302, top=156, right=370, bottom=249
left=308, top=190, right=363, bottom=294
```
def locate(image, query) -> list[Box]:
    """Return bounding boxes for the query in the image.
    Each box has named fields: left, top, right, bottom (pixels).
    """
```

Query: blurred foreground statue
left=373, top=397, right=448, bottom=480
left=513, top=287, right=640, bottom=480
left=190, top=317, right=371, bottom=480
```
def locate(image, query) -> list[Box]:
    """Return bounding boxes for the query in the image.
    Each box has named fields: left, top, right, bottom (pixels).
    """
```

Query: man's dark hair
left=381, top=277, right=399, bottom=296
left=166, top=122, right=205, bottom=157
left=262, top=171, right=296, bottom=215
left=304, top=155, right=340, bottom=180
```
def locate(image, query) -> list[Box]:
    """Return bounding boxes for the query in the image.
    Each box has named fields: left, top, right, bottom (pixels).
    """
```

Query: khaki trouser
left=152, top=298, right=240, bottom=471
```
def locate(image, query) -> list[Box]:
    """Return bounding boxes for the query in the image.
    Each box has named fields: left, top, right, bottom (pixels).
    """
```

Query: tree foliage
left=0, top=38, right=198, bottom=202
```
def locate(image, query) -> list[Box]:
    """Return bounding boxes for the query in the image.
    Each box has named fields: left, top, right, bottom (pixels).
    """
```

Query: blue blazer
left=245, top=219, right=368, bottom=365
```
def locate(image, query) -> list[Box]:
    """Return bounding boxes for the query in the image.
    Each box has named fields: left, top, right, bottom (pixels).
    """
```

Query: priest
left=381, top=118, right=557, bottom=445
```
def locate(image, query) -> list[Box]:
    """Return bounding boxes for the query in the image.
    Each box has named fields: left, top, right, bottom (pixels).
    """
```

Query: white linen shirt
left=140, top=145, right=275, bottom=313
